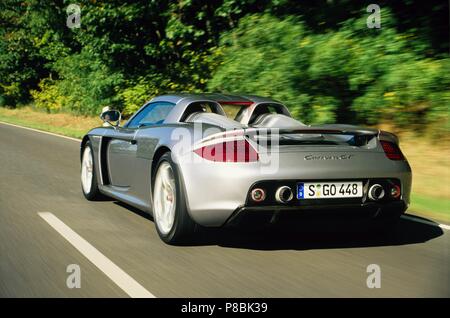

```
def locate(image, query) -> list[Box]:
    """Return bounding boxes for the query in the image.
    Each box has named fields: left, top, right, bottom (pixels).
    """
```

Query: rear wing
left=251, top=127, right=400, bottom=144
left=198, top=126, right=399, bottom=147
left=378, top=130, right=400, bottom=145
left=274, top=128, right=378, bottom=136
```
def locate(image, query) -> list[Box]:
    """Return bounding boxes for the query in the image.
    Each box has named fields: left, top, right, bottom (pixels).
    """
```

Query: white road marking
left=38, top=212, right=155, bottom=298
left=439, top=224, right=450, bottom=231
left=401, top=214, right=450, bottom=230
left=0, top=121, right=82, bottom=142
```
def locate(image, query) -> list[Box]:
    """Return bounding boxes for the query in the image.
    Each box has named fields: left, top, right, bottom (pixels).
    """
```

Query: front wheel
left=81, top=141, right=103, bottom=200
left=152, top=152, right=196, bottom=244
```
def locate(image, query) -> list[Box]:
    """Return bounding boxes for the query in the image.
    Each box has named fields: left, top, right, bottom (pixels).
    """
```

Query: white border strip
left=401, top=214, right=450, bottom=230
left=38, top=212, right=155, bottom=298
left=0, top=121, right=81, bottom=142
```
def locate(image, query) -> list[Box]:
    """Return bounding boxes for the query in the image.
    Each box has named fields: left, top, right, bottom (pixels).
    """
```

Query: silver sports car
left=80, top=93, right=412, bottom=244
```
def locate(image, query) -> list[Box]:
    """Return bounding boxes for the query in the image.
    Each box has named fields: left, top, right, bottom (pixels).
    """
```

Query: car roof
left=150, top=93, right=281, bottom=105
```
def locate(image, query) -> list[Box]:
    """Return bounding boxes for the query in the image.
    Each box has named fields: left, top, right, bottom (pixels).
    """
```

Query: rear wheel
left=81, top=141, right=103, bottom=200
left=152, top=152, right=196, bottom=244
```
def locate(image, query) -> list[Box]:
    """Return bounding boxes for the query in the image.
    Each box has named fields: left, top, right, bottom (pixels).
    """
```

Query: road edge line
left=38, top=212, right=156, bottom=298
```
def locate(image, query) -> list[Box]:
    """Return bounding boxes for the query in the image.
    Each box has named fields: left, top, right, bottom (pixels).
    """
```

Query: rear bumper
left=177, top=151, right=412, bottom=227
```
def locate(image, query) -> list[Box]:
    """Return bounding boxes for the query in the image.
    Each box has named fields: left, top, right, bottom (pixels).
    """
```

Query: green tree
left=208, top=11, right=449, bottom=131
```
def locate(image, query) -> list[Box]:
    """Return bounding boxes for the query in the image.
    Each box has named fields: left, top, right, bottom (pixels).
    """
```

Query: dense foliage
left=209, top=13, right=450, bottom=132
left=0, top=0, right=448, bottom=133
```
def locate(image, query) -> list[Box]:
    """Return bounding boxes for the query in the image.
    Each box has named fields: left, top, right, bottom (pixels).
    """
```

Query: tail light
left=380, top=141, right=404, bottom=160
left=390, top=184, right=401, bottom=199
left=194, top=139, right=258, bottom=162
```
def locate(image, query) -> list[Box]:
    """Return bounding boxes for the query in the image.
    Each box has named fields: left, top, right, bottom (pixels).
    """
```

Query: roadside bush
left=32, top=50, right=124, bottom=115
left=119, top=76, right=168, bottom=116
left=208, top=12, right=450, bottom=132
left=31, top=79, right=65, bottom=113
left=119, top=74, right=204, bottom=116
left=1, top=1, right=448, bottom=136
left=208, top=14, right=316, bottom=121
left=352, top=58, right=450, bottom=130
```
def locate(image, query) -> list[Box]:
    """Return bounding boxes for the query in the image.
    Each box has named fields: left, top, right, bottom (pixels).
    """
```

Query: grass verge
left=1, top=106, right=449, bottom=224
left=0, top=106, right=99, bottom=139
left=409, top=194, right=450, bottom=224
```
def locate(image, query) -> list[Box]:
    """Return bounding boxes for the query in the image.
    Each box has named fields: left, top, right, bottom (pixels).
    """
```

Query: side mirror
left=100, top=109, right=121, bottom=127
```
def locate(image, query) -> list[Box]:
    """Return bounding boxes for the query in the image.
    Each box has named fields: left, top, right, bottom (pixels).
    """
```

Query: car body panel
left=81, top=93, right=412, bottom=227
left=176, top=149, right=411, bottom=226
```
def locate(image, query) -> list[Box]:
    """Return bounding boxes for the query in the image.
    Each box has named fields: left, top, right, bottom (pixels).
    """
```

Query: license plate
left=297, top=181, right=363, bottom=199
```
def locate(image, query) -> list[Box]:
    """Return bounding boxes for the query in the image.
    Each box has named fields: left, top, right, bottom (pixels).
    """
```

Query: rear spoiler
left=378, top=130, right=399, bottom=145
left=265, top=128, right=400, bottom=145
left=268, top=128, right=378, bottom=136
left=199, top=127, right=399, bottom=145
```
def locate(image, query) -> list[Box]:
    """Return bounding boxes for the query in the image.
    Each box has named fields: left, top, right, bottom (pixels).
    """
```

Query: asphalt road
left=0, top=122, right=448, bottom=297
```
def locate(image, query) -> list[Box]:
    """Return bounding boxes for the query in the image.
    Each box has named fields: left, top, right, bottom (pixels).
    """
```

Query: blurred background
left=0, top=0, right=448, bottom=221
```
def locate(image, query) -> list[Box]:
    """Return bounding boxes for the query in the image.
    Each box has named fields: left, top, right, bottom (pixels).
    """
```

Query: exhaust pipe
left=368, top=184, right=385, bottom=201
left=250, top=188, right=266, bottom=202
left=275, top=186, right=293, bottom=203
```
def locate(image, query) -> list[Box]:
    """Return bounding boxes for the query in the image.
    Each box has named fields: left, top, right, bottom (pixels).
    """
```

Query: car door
left=106, top=101, right=175, bottom=188
left=106, top=127, right=137, bottom=187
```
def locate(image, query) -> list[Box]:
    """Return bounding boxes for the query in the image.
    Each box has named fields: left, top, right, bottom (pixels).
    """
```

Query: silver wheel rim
left=81, top=147, right=93, bottom=194
left=153, top=162, right=176, bottom=235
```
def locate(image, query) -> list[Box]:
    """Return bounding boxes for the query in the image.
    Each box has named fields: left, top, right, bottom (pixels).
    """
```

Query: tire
left=152, top=152, right=196, bottom=244
left=81, top=141, right=103, bottom=201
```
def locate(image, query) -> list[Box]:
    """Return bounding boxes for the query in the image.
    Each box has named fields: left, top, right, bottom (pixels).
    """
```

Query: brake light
left=194, top=140, right=258, bottom=162
left=380, top=141, right=404, bottom=160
